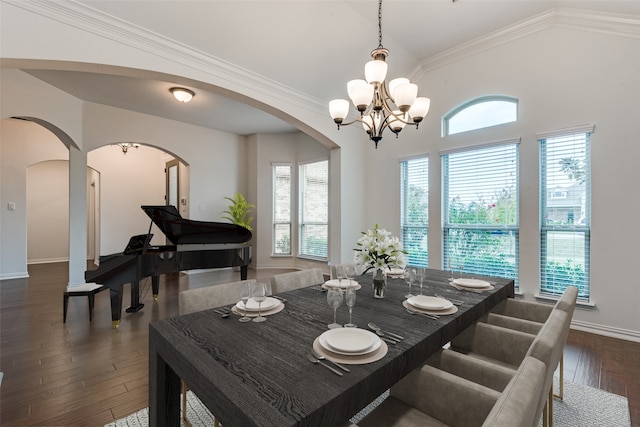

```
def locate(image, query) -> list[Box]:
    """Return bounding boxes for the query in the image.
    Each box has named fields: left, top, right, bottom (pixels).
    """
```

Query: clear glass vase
left=372, top=268, right=387, bottom=298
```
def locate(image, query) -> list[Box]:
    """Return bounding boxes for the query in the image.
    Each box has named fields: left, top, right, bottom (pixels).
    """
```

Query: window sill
left=534, top=293, right=595, bottom=309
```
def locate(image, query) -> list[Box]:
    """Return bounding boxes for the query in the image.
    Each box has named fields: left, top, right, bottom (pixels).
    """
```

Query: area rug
left=106, top=379, right=631, bottom=427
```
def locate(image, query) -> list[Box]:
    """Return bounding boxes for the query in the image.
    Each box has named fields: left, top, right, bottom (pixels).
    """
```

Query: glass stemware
left=344, top=287, right=357, bottom=328
left=403, top=268, right=415, bottom=298
left=336, top=265, right=346, bottom=287
left=416, top=267, right=426, bottom=295
left=252, top=282, right=267, bottom=323
left=327, top=288, right=343, bottom=329
left=239, top=281, right=252, bottom=322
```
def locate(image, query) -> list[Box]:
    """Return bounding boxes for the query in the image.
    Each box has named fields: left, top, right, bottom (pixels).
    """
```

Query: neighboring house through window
left=539, top=126, right=592, bottom=300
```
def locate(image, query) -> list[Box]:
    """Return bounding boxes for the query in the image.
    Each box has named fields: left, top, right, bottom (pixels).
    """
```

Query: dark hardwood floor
left=1, top=262, right=638, bottom=426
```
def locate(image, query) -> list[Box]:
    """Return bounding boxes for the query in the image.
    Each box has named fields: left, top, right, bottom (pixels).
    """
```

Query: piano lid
left=141, top=205, right=252, bottom=245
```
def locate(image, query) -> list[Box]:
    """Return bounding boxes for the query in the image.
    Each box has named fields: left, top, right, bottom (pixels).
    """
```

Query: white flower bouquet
left=353, top=224, right=407, bottom=273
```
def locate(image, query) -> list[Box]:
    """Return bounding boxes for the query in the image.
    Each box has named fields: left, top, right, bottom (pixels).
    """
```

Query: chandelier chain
left=377, top=0, right=383, bottom=48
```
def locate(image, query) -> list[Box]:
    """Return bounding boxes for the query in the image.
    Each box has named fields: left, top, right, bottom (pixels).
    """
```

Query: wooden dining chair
left=270, top=268, right=325, bottom=294
left=178, top=279, right=257, bottom=427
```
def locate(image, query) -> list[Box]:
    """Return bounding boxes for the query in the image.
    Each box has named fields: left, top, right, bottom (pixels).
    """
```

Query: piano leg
left=110, top=286, right=124, bottom=329
left=241, top=265, right=248, bottom=280
left=152, top=275, right=160, bottom=301
left=126, top=279, right=145, bottom=314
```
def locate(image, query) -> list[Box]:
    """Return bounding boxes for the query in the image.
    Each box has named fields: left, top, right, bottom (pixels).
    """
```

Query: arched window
left=443, top=96, right=518, bottom=136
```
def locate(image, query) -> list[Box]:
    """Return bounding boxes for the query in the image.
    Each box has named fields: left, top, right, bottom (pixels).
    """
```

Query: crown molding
left=411, top=7, right=640, bottom=78
left=4, top=0, right=327, bottom=115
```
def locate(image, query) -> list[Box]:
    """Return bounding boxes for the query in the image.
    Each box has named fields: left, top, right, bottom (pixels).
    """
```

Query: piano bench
left=63, top=283, right=107, bottom=323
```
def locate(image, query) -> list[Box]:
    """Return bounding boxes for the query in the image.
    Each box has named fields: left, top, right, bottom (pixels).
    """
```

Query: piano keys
left=85, top=205, right=252, bottom=327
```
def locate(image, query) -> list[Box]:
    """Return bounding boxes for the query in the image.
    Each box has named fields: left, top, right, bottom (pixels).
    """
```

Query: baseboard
left=0, top=272, right=29, bottom=280
left=27, top=257, right=69, bottom=265
left=571, top=319, right=640, bottom=343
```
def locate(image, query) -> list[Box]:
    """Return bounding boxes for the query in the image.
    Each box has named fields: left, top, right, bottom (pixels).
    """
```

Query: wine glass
left=326, top=288, right=343, bottom=329
left=336, top=265, right=346, bottom=287
left=239, top=281, right=252, bottom=322
left=416, top=267, right=426, bottom=295
left=344, top=287, right=357, bottom=328
left=403, top=268, right=415, bottom=298
left=252, top=282, right=267, bottom=323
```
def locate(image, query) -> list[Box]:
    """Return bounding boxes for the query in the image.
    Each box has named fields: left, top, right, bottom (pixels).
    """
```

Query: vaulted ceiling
left=14, top=0, right=640, bottom=135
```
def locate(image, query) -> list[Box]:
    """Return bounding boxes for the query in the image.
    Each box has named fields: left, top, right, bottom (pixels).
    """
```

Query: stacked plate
left=318, top=328, right=382, bottom=356
left=452, top=278, right=493, bottom=290
left=404, top=295, right=458, bottom=315
left=323, top=279, right=361, bottom=290
left=235, top=297, right=283, bottom=316
left=386, top=268, right=405, bottom=278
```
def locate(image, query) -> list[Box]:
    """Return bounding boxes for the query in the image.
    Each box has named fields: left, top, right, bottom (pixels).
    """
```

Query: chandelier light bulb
left=349, top=81, right=374, bottom=111
left=329, top=99, right=350, bottom=123
left=364, top=60, right=388, bottom=84
left=409, top=97, right=431, bottom=123
left=388, top=78, right=410, bottom=101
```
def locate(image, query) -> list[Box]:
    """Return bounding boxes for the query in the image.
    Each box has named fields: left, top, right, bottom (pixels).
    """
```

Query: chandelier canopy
left=329, top=0, right=430, bottom=148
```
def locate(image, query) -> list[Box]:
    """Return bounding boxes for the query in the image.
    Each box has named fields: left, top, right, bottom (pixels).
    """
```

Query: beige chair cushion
left=486, top=312, right=544, bottom=335
left=179, top=279, right=256, bottom=315
left=357, top=357, right=546, bottom=427
left=270, top=268, right=324, bottom=294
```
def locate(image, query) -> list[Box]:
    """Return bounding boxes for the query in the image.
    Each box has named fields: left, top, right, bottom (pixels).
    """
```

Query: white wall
left=0, top=118, right=69, bottom=278
left=365, top=26, right=640, bottom=339
left=27, top=160, right=69, bottom=263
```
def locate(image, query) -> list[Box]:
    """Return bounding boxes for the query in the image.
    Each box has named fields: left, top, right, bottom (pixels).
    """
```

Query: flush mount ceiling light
left=170, top=87, right=195, bottom=103
left=329, top=0, right=431, bottom=149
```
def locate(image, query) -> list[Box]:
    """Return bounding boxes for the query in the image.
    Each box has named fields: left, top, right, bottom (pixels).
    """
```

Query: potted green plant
left=222, top=192, right=255, bottom=231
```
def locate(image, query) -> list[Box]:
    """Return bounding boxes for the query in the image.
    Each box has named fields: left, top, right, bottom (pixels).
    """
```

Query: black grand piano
left=85, top=205, right=252, bottom=327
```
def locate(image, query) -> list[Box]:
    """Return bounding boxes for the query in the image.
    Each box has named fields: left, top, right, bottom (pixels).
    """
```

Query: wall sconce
left=170, top=87, right=195, bottom=103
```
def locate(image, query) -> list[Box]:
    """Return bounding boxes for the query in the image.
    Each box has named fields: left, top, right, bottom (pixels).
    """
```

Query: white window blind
left=400, top=156, right=428, bottom=267
left=442, top=142, right=519, bottom=286
left=299, top=160, right=328, bottom=259
left=540, top=131, right=591, bottom=299
left=273, top=164, right=291, bottom=255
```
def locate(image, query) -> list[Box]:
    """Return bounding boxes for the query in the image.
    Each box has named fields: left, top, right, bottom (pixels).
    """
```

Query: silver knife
left=307, top=354, right=343, bottom=376
left=381, top=330, right=405, bottom=341
left=311, top=349, right=350, bottom=372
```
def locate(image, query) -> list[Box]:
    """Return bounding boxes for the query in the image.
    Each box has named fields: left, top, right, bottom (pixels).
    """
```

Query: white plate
left=407, top=295, right=453, bottom=310
left=453, top=278, right=492, bottom=289
left=319, top=329, right=382, bottom=356
left=386, top=268, right=405, bottom=277
left=325, top=279, right=359, bottom=289
left=236, top=296, right=281, bottom=312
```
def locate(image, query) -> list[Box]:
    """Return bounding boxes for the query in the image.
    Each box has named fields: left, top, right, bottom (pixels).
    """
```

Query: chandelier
left=114, top=142, right=140, bottom=155
left=329, top=0, right=430, bottom=148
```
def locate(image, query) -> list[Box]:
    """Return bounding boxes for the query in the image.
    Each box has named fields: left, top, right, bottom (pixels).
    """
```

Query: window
left=539, top=127, right=591, bottom=299
left=400, top=156, right=428, bottom=267
left=443, top=96, right=518, bottom=136
left=299, top=160, right=328, bottom=259
left=273, top=164, right=291, bottom=255
left=442, top=142, right=519, bottom=286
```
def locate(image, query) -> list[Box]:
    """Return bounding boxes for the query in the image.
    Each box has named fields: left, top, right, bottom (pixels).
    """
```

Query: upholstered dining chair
left=447, top=308, right=572, bottom=427
left=330, top=263, right=366, bottom=280
left=483, top=285, right=578, bottom=400
left=270, top=268, right=325, bottom=294
left=178, top=279, right=257, bottom=427
left=356, top=356, right=547, bottom=427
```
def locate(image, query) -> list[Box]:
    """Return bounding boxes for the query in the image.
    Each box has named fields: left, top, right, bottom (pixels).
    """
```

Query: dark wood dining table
left=149, top=269, right=514, bottom=427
